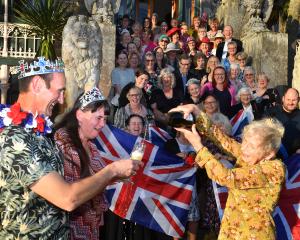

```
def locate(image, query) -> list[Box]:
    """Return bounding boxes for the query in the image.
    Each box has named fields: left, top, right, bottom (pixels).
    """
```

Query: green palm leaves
left=14, top=0, right=68, bottom=60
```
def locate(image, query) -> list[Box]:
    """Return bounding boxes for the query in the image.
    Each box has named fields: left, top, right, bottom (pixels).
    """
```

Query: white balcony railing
left=0, top=22, right=43, bottom=59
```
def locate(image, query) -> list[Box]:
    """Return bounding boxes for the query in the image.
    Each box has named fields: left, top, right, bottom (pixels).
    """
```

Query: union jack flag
left=213, top=154, right=300, bottom=240
left=230, top=109, right=250, bottom=138
left=148, top=125, right=172, bottom=148
left=94, top=125, right=196, bottom=238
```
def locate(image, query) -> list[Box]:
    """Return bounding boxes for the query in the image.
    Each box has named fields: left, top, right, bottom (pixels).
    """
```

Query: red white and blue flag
left=94, top=125, right=196, bottom=238
left=230, top=109, right=250, bottom=138
left=213, top=154, right=300, bottom=240
left=148, top=125, right=172, bottom=148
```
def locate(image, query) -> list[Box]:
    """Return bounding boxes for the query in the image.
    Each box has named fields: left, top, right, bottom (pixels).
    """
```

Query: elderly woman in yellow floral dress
left=170, top=104, right=285, bottom=240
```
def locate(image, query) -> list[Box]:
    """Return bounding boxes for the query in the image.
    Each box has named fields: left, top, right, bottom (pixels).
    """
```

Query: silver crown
left=17, top=57, right=64, bottom=79
left=79, top=87, right=106, bottom=109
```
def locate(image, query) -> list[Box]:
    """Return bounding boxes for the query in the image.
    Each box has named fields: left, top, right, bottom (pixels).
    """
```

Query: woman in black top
left=255, top=72, right=280, bottom=110
left=184, top=78, right=202, bottom=105
left=189, top=53, right=207, bottom=85
left=150, top=68, right=183, bottom=129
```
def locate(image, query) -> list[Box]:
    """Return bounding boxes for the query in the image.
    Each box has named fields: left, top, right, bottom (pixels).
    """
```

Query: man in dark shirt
left=174, top=54, right=195, bottom=98
left=265, top=88, right=300, bottom=156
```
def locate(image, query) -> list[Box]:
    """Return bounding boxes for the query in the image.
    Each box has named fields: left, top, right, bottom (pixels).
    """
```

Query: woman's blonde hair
left=158, top=68, right=176, bottom=89
left=242, top=118, right=284, bottom=154
left=256, top=72, right=270, bottom=83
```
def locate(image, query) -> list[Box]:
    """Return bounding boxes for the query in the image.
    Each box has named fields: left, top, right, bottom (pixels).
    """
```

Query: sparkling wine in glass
left=130, top=142, right=145, bottom=161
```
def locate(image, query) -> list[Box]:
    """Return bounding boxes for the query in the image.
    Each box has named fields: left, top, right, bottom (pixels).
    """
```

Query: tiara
left=79, top=87, right=106, bottom=109
left=17, top=57, right=64, bottom=79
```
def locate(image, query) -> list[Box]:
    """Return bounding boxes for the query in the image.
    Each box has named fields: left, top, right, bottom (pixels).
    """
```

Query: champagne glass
left=122, top=141, right=145, bottom=184
left=130, top=141, right=145, bottom=161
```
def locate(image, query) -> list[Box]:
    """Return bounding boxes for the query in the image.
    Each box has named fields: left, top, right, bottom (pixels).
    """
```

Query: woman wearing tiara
left=54, top=87, right=143, bottom=240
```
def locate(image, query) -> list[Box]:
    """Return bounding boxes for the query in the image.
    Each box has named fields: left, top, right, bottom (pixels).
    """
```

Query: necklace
left=130, top=104, right=143, bottom=114
left=0, top=103, right=53, bottom=136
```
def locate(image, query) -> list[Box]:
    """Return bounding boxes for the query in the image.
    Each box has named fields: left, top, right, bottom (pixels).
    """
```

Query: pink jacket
left=200, top=82, right=237, bottom=106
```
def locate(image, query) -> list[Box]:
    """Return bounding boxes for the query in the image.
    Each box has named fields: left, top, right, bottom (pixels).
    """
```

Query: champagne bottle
left=168, top=111, right=194, bottom=129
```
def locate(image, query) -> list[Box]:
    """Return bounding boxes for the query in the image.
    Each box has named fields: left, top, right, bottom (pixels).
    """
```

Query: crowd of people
left=110, top=13, right=300, bottom=155
left=108, top=13, right=300, bottom=240
left=0, top=12, right=300, bottom=240
left=111, top=13, right=286, bottom=134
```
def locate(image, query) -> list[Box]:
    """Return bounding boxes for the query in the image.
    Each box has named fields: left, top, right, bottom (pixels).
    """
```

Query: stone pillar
left=216, top=1, right=247, bottom=39
left=242, top=32, right=288, bottom=87
left=292, top=40, right=300, bottom=92
left=0, top=65, right=10, bottom=104
left=97, top=23, right=115, bottom=98
left=0, top=83, right=10, bottom=104
left=3, top=0, right=8, bottom=57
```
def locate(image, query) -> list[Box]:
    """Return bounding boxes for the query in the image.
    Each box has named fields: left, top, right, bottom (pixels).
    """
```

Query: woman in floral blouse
left=170, top=104, right=286, bottom=240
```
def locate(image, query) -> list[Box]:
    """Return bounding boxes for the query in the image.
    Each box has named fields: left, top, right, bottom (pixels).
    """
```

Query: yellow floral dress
left=195, top=113, right=286, bottom=240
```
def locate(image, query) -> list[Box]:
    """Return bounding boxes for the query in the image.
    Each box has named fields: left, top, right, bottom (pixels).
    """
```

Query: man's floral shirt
left=0, top=126, right=69, bottom=239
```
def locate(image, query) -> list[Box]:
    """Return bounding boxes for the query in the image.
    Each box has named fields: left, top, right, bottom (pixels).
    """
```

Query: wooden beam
left=148, top=0, right=152, bottom=17
left=136, top=0, right=140, bottom=21
left=172, top=0, right=178, bottom=19
left=191, top=0, right=195, bottom=25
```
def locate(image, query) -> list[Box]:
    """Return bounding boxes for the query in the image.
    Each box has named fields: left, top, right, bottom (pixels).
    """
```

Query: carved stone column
left=242, top=31, right=288, bottom=87
left=292, top=40, right=300, bottom=93
left=96, top=22, right=116, bottom=98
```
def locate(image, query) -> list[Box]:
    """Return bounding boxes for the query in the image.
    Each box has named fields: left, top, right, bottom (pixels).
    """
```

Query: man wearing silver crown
left=0, top=58, right=142, bottom=239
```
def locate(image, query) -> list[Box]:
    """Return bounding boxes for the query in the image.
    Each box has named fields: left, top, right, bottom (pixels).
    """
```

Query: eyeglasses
left=129, top=122, right=143, bottom=126
left=240, top=94, right=251, bottom=97
left=245, top=73, right=254, bottom=76
left=146, top=59, right=155, bottom=62
left=161, top=39, right=169, bottom=43
left=204, top=101, right=216, bottom=105
left=129, top=94, right=141, bottom=97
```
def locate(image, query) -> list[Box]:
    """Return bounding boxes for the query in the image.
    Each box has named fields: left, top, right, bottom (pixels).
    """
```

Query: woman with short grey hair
left=229, top=63, right=243, bottom=92
left=221, top=41, right=239, bottom=73
left=236, top=51, right=248, bottom=81
left=184, top=78, right=202, bottom=104
left=243, top=66, right=256, bottom=93
left=229, top=87, right=263, bottom=136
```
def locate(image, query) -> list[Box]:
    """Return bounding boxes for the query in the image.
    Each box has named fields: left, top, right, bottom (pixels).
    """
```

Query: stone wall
left=292, top=40, right=300, bottom=92
left=216, top=0, right=247, bottom=39
left=242, top=32, right=288, bottom=87
left=97, top=23, right=115, bottom=98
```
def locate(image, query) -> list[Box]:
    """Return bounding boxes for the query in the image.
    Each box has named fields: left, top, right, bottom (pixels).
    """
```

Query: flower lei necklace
left=0, top=103, right=53, bottom=136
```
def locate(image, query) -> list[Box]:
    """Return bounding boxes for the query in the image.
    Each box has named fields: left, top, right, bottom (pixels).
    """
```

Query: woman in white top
left=111, top=51, right=135, bottom=96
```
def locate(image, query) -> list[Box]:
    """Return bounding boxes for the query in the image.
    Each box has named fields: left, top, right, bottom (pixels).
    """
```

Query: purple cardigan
left=200, top=82, right=237, bottom=106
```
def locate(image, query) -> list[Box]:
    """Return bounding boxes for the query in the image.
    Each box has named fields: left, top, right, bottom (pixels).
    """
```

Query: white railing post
left=2, top=0, right=8, bottom=57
